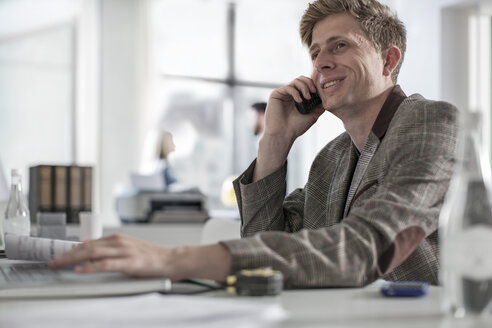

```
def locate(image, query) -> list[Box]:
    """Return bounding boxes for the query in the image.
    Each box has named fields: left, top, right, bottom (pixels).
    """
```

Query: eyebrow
left=309, top=35, right=344, bottom=54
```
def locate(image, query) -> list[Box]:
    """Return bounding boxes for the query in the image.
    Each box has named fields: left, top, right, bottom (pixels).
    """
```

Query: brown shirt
left=222, top=86, right=458, bottom=288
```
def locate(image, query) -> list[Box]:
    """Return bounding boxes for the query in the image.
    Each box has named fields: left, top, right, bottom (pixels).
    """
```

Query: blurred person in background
left=251, top=102, right=266, bottom=136
left=155, top=131, right=177, bottom=188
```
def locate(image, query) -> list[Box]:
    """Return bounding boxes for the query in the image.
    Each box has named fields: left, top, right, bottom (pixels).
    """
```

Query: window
left=149, top=0, right=343, bottom=209
left=150, top=0, right=341, bottom=208
left=0, top=25, right=76, bottom=181
left=441, top=3, right=492, bottom=157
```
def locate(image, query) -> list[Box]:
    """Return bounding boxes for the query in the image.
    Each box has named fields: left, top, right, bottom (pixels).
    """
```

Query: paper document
left=4, top=234, right=80, bottom=261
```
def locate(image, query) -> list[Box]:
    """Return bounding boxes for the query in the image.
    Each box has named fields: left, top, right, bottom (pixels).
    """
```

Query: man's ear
left=382, top=46, right=401, bottom=77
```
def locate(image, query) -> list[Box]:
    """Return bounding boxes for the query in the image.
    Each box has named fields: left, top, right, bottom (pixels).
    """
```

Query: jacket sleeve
left=232, top=159, right=306, bottom=236
left=223, top=100, right=458, bottom=288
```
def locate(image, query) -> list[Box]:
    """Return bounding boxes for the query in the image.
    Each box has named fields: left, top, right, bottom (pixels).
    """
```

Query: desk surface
left=1, top=282, right=491, bottom=328
left=2, top=224, right=491, bottom=327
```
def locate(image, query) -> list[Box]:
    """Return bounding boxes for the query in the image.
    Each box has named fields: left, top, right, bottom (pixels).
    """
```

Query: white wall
left=395, top=0, right=491, bottom=104
left=98, top=0, right=149, bottom=225
left=0, top=0, right=77, bottom=185
left=395, top=0, right=442, bottom=99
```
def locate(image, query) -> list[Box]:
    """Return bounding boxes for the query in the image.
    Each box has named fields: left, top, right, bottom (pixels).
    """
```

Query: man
left=50, top=0, right=457, bottom=287
left=251, top=102, right=267, bottom=136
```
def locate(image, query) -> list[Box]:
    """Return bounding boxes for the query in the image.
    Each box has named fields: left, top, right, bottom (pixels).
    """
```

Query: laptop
left=0, top=234, right=172, bottom=299
left=0, top=261, right=172, bottom=299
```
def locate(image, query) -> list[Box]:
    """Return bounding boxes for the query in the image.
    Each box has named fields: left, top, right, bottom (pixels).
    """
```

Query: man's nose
left=313, top=49, right=335, bottom=72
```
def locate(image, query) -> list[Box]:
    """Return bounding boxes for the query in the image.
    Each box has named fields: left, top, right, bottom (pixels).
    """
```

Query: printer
left=115, top=189, right=208, bottom=224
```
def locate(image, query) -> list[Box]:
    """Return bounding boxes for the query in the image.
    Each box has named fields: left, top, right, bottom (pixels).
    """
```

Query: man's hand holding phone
left=253, top=76, right=325, bottom=182
left=265, top=76, right=324, bottom=141
left=295, top=92, right=322, bottom=114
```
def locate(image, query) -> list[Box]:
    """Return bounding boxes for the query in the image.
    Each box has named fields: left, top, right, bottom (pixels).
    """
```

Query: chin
left=322, top=97, right=342, bottom=112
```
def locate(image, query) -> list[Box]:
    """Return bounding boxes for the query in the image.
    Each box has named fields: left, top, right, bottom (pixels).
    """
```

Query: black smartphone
left=294, top=92, right=322, bottom=114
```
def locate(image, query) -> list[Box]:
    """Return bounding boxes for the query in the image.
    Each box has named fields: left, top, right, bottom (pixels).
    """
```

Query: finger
left=74, top=258, right=129, bottom=274
left=48, top=241, right=122, bottom=269
left=99, top=233, right=138, bottom=248
left=50, top=233, right=129, bottom=267
left=289, top=79, right=312, bottom=100
left=275, top=85, right=303, bottom=103
left=295, top=76, right=317, bottom=94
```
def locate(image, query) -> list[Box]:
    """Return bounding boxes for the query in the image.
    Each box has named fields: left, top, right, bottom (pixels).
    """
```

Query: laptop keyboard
left=0, top=263, right=61, bottom=285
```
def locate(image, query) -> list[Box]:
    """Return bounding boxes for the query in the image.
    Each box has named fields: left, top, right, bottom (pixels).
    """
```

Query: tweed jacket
left=221, top=86, right=458, bottom=288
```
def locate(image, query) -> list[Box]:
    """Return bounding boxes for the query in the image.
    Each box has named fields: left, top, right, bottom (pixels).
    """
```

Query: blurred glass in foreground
left=439, top=111, right=492, bottom=317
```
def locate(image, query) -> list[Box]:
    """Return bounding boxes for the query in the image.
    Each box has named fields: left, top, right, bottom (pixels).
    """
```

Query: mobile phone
left=380, top=281, right=429, bottom=297
left=295, top=92, right=322, bottom=115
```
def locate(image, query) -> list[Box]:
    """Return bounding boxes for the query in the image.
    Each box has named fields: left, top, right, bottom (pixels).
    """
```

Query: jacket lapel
left=326, top=141, right=359, bottom=225
left=342, top=85, right=407, bottom=217
left=343, top=132, right=380, bottom=217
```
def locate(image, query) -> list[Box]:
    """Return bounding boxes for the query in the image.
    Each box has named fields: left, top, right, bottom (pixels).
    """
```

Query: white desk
left=2, top=224, right=491, bottom=327
left=274, top=286, right=481, bottom=328
left=1, top=282, right=491, bottom=327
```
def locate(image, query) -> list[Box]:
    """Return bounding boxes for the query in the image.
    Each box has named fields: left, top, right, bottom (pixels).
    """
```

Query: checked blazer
left=221, top=86, right=458, bottom=288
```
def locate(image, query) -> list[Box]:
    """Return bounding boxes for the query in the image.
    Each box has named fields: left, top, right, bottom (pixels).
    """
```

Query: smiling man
left=227, top=0, right=457, bottom=287
left=50, top=0, right=458, bottom=288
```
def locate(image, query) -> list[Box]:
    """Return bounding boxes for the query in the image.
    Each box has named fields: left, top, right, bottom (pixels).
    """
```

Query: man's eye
left=311, top=52, right=319, bottom=60
left=336, top=42, right=346, bottom=49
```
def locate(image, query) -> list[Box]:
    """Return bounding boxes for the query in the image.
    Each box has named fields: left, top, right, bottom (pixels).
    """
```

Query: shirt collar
left=371, top=85, right=407, bottom=140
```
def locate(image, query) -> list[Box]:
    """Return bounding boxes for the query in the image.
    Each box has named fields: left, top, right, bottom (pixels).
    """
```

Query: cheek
left=350, top=60, right=370, bottom=80
left=358, top=59, right=382, bottom=82
left=369, top=54, right=385, bottom=74
left=311, top=71, right=322, bottom=92
left=311, top=69, right=319, bottom=81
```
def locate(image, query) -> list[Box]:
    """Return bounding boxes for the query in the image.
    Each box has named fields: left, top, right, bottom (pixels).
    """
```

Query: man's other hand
left=48, top=234, right=231, bottom=282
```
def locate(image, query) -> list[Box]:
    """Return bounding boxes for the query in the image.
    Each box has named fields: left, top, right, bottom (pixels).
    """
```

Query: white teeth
left=323, top=80, right=340, bottom=88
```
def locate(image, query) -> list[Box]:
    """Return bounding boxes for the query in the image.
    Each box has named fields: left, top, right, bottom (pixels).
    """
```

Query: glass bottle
left=439, top=111, right=492, bottom=317
left=3, top=169, right=31, bottom=237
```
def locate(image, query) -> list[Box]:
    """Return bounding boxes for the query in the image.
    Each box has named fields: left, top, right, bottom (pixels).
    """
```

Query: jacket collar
left=371, top=85, right=407, bottom=140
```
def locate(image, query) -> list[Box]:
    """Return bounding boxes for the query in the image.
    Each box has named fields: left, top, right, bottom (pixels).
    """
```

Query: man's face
left=310, top=13, right=387, bottom=118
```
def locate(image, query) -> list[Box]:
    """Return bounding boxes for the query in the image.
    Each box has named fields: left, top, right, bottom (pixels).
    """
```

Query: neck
left=342, top=86, right=394, bottom=151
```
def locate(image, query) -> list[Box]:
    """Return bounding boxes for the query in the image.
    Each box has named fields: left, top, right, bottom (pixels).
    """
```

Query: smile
left=323, top=79, right=342, bottom=89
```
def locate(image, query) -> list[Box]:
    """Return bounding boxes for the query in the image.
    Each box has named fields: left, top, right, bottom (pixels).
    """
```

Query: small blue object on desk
left=380, top=281, right=429, bottom=297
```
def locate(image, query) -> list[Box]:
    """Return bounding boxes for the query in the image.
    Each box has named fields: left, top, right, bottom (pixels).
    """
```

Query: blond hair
left=300, top=0, right=406, bottom=83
